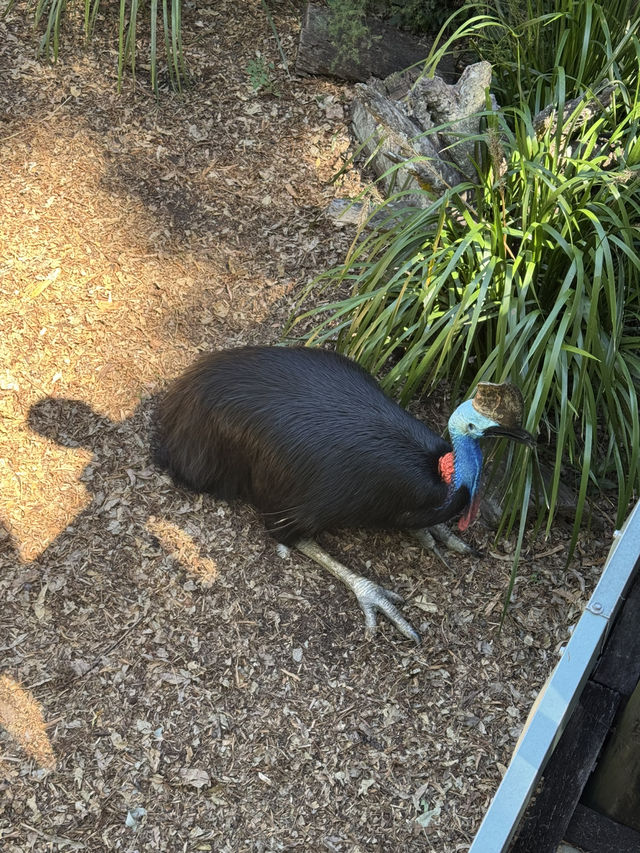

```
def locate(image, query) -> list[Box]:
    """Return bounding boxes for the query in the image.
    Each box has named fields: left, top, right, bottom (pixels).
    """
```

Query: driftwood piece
left=408, top=61, right=492, bottom=175
left=325, top=198, right=408, bottom=228
left=296, top=2, right=456, bottom=83
left=350, top=61, right=492, bottom=204
left=351, top=84, right=463, bottom=201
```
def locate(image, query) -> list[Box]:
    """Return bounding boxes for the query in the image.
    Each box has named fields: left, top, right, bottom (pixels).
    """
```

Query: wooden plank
left=582, top=677, right=640, bottom=831
left=510, top=680, right=620, bottom=853
left=295, top=2, right=455, bottom=83
left=565, top=804, right=640, bottom=853
left=592, top=562, right=640, bottom=696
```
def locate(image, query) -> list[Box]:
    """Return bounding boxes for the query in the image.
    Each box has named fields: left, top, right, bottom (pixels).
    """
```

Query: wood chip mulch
left=0, top=2, right=611, bottom=850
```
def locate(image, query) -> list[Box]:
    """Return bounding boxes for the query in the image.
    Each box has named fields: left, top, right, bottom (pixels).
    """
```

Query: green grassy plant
left=326, top=0, right=372, bottom=68
left=247, top=55, right=279, bottom=96
left=290, top=2, right=640, bottom=561
left=473, top=0, right=640, bottom=110
left=4, top=0, right=185, bottom=92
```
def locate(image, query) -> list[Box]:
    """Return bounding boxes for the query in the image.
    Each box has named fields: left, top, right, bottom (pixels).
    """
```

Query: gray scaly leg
left=292, top=539, right=421, bottom=644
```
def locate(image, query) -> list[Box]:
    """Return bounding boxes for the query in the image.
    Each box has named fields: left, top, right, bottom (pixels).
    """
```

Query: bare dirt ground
left=0, top=2, right=613, bottom=850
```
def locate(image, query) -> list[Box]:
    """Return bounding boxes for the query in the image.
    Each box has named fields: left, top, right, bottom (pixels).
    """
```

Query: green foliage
left=326, top=0, right=371, bottom=67
left=246, top=55, right=280, bottom=96
left=472, top=0, right=640, bottom=110
left=4, top=0, right=185, bottom=92
left=290, top=1, right=640, bottom=554
left=369, top=0, right=465, bottom=34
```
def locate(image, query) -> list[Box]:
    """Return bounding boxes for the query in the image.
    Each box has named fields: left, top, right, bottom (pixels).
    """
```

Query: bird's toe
left=415, top=524, right=482, bottom=561
left=354, top=579, right=420, bottom=644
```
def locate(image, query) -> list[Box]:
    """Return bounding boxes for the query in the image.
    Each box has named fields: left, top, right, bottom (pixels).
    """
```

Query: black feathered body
left=154, top=346, right=470, bottom=545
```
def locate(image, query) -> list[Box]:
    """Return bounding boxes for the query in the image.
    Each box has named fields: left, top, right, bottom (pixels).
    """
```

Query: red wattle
left=438, top=452, right=455, bottom=485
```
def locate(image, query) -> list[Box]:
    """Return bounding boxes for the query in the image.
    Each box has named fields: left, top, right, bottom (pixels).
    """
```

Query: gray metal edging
left=469, top=499, right=640, bottom=853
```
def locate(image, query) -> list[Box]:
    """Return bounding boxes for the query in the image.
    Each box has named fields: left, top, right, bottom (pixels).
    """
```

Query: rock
left=296, top=1, right=455, bottom=83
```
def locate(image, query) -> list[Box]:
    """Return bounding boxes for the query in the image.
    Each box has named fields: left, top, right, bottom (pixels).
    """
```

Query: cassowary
left=153, top=346, right=535, bottom=643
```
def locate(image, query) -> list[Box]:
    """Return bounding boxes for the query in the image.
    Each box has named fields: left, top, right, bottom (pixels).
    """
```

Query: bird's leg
left=293, top=538, right=421, bottom=644
left=413, top=523, right=481, bottom=568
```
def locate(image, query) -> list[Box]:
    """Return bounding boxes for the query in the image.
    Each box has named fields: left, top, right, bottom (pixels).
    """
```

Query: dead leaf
left=179, top=768, right=210, bottom=789
left=33, top=584, right=48, bottom=621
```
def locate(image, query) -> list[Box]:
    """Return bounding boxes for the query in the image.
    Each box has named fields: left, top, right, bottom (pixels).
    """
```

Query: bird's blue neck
left=450, top=433, right=484, bottom=500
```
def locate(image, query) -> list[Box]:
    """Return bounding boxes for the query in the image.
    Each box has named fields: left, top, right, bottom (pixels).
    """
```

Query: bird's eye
left=468, top=423, right=476, bottom=431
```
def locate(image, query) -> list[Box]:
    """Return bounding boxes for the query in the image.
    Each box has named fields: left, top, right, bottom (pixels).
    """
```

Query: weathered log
left=325, top=197, right=416, bottom=228
left=533, top=84, right=616, bottom=140
left=351, top=84, right=464, bottom=200
left=407, top=61, right=493, bottom=176
left=296, top=1, right=455, bottom=83
left=350, top=61, right=492, bottom=203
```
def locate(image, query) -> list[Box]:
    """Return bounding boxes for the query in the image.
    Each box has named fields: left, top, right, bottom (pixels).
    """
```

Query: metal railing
left=469, top=500, right=640, bottom=853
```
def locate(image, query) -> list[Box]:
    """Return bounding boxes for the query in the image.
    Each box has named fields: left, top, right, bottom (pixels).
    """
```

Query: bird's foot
left=413, top=524, right=482, bottom=568
left=431, top=523, right=482, bottom=556
left=351, top=576, right=421, bottom=644
left=295, top=538, right=420, bottom=644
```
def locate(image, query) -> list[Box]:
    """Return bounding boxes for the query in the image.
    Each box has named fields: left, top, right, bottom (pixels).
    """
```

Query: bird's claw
left=414, top=524, right=483, bottom=563
left=354, top=578, right=421, bottom=644
left=295, top=538, right=421, bottom=644
left=413, top=528, right=450, bottom=568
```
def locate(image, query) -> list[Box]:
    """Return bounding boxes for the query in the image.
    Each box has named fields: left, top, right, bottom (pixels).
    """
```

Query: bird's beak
left=483, top=424, right=536, bottom=448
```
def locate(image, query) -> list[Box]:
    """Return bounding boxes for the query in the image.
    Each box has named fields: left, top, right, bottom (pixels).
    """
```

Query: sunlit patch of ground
left=147, top=515, right=218, bottom=586
left=0, top=675, right=55, bottom=770
left=0, top=101, right=330, bottom=554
